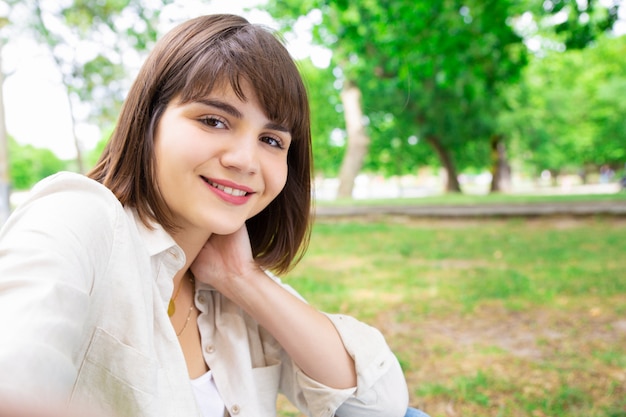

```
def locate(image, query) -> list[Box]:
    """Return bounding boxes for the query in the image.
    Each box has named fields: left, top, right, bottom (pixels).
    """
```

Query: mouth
left=201, top=177, right=250, bottom=197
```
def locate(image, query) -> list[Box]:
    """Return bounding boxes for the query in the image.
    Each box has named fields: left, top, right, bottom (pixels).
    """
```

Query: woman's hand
left=191, top=225, right=260, bottom=293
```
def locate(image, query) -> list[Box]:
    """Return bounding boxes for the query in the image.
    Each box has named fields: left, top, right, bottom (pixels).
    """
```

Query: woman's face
left=154, top=80, right=291, bottom=237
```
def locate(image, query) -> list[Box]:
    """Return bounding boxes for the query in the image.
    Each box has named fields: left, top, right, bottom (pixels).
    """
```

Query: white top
left=0, top=172, right=409, bottom=417
left=191, top=371, right=225, bottom=417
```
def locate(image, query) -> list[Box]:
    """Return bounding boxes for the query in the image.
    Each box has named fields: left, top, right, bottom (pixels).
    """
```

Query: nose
left=220, top=134, right=260, bottom=174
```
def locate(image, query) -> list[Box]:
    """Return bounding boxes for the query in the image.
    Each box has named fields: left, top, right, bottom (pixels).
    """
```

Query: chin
left=207, top=218, right=247, bottom=236
left=212, top=227, right=242, bottom=236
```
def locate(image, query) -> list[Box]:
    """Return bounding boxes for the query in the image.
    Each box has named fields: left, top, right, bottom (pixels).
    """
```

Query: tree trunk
left=549, top=169, right=559, bottom=187
left=489, top=134, right=511, bottom=193
left=425, top=134, right=461, bottom=192
left=336, top=80, right=370, bottom=199
left=33, top=1, right=85, bottom=174
left=0, top=42, right=11, bottom=224
left=66, top=90, right=85, bottom=174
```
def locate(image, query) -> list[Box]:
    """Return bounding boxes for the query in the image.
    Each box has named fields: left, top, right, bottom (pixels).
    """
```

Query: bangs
left=177, top=25, right=307, bottom=139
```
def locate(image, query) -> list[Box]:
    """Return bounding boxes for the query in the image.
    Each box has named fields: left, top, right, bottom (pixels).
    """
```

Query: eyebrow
left=196, top=98, right=291, bottom=133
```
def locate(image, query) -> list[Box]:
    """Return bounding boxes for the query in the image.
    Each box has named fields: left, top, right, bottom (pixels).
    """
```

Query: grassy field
left=277, top=214, right=626, bottom=417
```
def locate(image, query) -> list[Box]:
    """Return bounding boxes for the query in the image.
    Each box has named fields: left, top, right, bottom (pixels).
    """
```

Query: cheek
left=272, top=161, right=289, bottom=197
left=249, top=161, right=288, bottom=219
left=258, top=160, right=288, bottom=208
left=155, top=127, right=199, bottom=172
left=153, top=143, right=166, bottom=186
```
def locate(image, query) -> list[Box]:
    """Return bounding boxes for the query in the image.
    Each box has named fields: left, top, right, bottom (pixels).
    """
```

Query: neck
left=173, top=267, right=194, bottom=292
left=171, top=229, right=212, bottom=279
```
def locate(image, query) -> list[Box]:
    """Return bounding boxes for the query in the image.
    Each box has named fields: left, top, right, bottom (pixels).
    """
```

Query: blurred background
left=0, top=1, right=625, bottom=416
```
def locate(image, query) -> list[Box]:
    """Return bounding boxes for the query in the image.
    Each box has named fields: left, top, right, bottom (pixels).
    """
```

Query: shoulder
left=15, top=171, right=120, bottom=219
left=2, top=172, right=124, bottom=247
left=0, top=173, right=126, bottom=293
left=28, top=171, right=119, bottom=206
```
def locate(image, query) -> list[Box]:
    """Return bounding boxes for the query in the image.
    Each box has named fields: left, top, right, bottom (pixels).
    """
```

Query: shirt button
left=230, top=405, right=240, bottom=414
left=205, top=345, right=215, bottom=354
left=197, top=295, right=206, bottom=304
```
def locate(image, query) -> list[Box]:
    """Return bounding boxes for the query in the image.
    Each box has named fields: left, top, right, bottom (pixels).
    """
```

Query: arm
left=191, top=226, right=357, bottom=390
left=0, top=174, right=115, bottom=402
left=193, top=226, right=409, bottom=416
left=328, top=314, right=409, bottom=417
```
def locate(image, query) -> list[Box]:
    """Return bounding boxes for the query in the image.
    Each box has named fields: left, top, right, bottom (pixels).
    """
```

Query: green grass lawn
left=277, top=215, right=626, bottom=417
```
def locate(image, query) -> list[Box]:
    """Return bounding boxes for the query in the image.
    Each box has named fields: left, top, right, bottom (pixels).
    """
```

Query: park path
left=314, top=200, right=626, bottom=218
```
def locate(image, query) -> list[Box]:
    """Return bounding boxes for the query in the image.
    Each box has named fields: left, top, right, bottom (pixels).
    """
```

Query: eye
left=200, top=116, right=227, bottom=129
left=261, top=135, right=285, bottom=149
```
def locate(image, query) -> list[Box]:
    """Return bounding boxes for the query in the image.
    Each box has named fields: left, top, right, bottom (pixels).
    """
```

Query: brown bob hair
left=88, top=14, right=312, bottom=274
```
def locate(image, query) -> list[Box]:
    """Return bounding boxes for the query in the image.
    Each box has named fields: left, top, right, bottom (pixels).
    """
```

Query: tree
left=335, top=80, right=369, bottom=198
left=8, top=136, right=68, bottom=190
left=506, top=33, right=626, bottom=177
left=5, top=0, right=169, bottom=173
left=297, top=58, right=345, bottom=177
left=300, top=56, right=434, bottom=196
left=267, top=0, right=527, bottom=194
left=269, top=0, right=625, bottom=195
left=522, top=0, right=621, bottom=49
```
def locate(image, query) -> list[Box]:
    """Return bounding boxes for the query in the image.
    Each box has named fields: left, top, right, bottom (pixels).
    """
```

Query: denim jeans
left=405, top=407, right=430, bottom=417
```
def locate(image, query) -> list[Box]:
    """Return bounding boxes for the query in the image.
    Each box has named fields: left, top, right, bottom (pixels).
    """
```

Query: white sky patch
left=3, top=38, right=77, bottom=159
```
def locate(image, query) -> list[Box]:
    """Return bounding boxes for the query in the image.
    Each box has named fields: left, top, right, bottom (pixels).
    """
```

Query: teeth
left=208, top=180, right=248, bottom=197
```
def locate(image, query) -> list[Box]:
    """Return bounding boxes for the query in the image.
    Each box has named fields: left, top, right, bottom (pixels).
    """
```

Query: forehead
left=154, top=21, right=308, bottom=142
left=181, top=75, right=292, bottom=131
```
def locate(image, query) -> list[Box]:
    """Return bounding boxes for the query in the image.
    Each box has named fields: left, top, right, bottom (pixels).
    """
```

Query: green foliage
left=297, top=58, right=345, bottom=176
left=268, top=0, right=527, bottom=188
left=267, top=0, right=624, bottom=189
left=507, top=34, right=626, bottom=173
left=526, top=0, right=621, bottom=50
left=7, top=137, right=68, bottom=190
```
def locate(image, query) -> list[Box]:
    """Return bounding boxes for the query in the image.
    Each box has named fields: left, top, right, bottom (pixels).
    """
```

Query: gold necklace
left=167, top=275, right=185, bottom=317
left=174, top=273, right=196, bottom=337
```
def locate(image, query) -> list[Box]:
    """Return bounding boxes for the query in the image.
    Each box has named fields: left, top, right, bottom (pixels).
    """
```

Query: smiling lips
left=202, top=176, right=253, bottom=204
left=207, top=179, right=248, bottom=196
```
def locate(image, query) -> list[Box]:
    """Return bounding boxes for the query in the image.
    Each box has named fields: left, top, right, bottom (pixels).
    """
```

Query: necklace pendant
left=168, top=299, right=175, bottom=317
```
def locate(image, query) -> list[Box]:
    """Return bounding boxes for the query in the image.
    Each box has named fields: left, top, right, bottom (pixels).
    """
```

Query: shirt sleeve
left=327, top=314, right=409, bottom=417
left=0, top=173, right=117, bottom=404
left=270, top=274, right=409, bottom=417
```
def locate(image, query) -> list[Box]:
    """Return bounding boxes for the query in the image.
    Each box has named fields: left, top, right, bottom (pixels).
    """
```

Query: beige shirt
left=0, top=172, right=409, bottom=417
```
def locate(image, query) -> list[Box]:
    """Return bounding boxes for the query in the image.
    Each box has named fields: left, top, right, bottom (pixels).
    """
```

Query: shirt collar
left=124, top=208, right=184, bottom=261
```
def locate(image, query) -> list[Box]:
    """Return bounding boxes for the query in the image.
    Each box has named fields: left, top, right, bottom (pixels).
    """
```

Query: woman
left=0, top=14, right=428, bottom=417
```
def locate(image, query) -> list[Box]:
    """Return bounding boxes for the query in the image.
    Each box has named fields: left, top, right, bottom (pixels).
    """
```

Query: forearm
left=220, top=267, right=357, bottom=389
